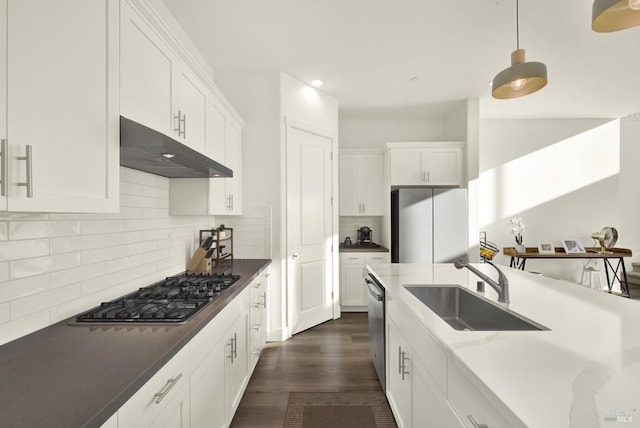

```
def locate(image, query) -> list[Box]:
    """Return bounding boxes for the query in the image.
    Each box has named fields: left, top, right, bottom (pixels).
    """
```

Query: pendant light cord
left=516, top=0, right=520, bottom=50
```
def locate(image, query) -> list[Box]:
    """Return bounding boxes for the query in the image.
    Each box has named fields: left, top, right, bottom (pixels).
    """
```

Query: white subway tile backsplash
left=10, top=253, right=81, bottom=280
left=0, top=309, right=50, bottom=346
left=0, top=167, right=248, bottom=346
left=81, top=271, right=127, bottom=296
left=11, top=284, right=81, bottom=319
left=0, top=223, right=8, bottom=241
left=0, top=275, right=50, bottom=303
left=50, top=263, right=107, bottom=289
left=50, top=235, right=105, bottom=254
left=0, top=239, right=50, bottom=262
left=80, top=246, right=126, bottom=266
left=0, top=303, right=9, bottom=324
left=81, top=219, right=127, bottom=235
left=9, top=221, right=80, bottom=240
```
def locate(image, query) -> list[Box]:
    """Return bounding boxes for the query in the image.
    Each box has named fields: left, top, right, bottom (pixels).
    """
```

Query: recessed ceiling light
left=161, top=153, right=176, bottom=159
left=310, top=79, right=324, bottom=87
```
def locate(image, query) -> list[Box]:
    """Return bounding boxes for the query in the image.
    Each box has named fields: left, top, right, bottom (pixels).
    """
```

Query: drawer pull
left=154, top=373, right=183, bottom=404
left=468, top=415, right=488, bottom=428
left=253, top=282, right=263, bottom=288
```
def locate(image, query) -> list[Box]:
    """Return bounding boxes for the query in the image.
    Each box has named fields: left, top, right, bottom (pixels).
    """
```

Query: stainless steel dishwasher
left=366, top=273, right=385, bottom=391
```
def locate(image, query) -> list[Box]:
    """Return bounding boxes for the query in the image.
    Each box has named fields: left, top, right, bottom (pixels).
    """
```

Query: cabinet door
left=413, top=361, right=464, bottom=428
left=0, top=0, right=6, bottom=211
left=425, top=147, right=463, bottom=185
left=174, top=64, right=207, bottom=153
left=387, top=319, right=412, bottom=428
left=7, top=0, right=118, bottom=212
left=190, top=338, right=226, bottom=428
left=340, top=264, right=365, bottom=306
left=150, top=379, right=190, bottom=428
left=120, top=0, right=172, bottom=137
left=339, top=155, right=360, bottom=215
left=225, top=311, right=248, bottom=425
left=389, top=148, right=425, bottom=186
left=361, top=155, right=384, bottom=215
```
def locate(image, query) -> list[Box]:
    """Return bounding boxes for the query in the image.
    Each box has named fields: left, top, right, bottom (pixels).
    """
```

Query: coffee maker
left=357, top=226, right=373, bottom=246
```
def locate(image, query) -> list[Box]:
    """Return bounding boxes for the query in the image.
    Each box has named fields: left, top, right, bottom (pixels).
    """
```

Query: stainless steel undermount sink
left=405, top=285, right=548, bottom=331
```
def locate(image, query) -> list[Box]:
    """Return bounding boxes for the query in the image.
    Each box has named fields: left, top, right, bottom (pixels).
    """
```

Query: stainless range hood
left=120, top=116, right=233, bottom=178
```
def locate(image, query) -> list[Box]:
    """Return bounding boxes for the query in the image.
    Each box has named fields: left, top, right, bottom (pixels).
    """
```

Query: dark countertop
left=339, top=243, right=390, bottom=253
left=0, top=259, right=271, bottom=428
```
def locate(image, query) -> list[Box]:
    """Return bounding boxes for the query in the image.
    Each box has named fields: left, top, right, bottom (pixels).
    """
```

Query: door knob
left=292, top=253, right=300, bottom=259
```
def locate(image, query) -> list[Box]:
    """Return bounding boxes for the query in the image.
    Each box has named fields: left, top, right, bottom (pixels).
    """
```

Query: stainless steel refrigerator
left=391, top=188, right=468, bottom=263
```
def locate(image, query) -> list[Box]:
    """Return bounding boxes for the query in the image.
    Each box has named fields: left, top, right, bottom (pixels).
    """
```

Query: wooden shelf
left=503, top=246, right=632, bottom=259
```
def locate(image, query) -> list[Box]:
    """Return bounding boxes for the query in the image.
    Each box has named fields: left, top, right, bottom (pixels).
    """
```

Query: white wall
left=0, top=167, right=220, bottom=346
left=479, top=118, right=622, bottom=285
left=620, top=117, right=640, bottom=265
left=339, top=118, right=444, bottom=149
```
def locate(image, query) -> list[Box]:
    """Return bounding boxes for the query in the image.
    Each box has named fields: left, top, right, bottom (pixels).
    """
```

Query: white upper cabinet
left=120, top=0, right=173, bottom=136
left=169, top=96, right=243, bottom=216
left=121, top=0, right=208, bottom=154
left=387, top=143, right=464, bottom=187
left=339, top=153, right=383, bottom=216
left=2, top=0, right=119, bottom=213
left=173, top=63, right=207, bottom=153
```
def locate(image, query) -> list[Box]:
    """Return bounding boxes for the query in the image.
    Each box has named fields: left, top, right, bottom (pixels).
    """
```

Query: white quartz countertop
left=368, top=262, right=640, bottom=428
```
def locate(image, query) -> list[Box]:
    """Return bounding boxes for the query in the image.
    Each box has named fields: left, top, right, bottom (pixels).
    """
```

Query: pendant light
left=592, top=0, right=640, bottom=32
left=492, top=0, right=548, bottom=99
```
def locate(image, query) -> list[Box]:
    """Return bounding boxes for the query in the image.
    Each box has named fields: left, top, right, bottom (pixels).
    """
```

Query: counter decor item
left=479, top=231, right=499, bottom=261
left=591, top=226, right=618, bottom=253
left=508, top=217, right=526, bottom=253
left=537, top=242, right=555, bottom=255
left=561, top=239, right=586, bottom=254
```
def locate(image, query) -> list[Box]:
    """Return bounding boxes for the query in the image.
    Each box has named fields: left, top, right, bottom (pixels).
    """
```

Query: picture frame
left=561, top=239, right=586, bottom=254
left=537, top=242, right=555, bottom=255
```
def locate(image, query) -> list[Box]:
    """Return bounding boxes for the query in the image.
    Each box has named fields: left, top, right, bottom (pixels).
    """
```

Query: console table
left=503, top=247, right=633, bottom=297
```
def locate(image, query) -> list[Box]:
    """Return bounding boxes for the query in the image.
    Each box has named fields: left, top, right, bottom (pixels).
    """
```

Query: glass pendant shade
left=592, top=0, right=640, bottom=32
left=492, top=49, right=548, bottom=99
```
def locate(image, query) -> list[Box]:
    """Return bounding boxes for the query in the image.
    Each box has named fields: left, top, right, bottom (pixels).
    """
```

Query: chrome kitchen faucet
left=454, top=259, right=510, bottom=304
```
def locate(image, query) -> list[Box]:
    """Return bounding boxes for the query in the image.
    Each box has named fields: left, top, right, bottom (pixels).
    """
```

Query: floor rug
left=283, top=391, right=397, bottom=428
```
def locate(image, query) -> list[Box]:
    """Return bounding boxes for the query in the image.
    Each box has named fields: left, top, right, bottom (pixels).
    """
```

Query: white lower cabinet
left=386, top=317, right=463, bottom=428
left=340, top=252, right=389, bottom=309
left=118, top=346, right=190, bottom=428
left=448, top=361, right=523, bottom=428
left=105, top=265, right=271, bottom=428
left=249, top=268, right=270, bottom=371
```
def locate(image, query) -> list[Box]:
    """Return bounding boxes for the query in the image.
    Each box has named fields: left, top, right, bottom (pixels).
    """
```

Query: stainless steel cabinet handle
left=426, top=171, right=430, bottom=182
left=467, top=415, right=488, bottom=428
left=182, top=113, right=187, bottom=139
left=232, top=332, right=238, bottom=359
left=362, top=203, right=365, bottom=213
left=154, top=373, right=183, bottom=404
left=261, top=292, right=267, bottom=308
left=17, top=145, right=33, bottom=198
left=227, top=336, right=235, bottom=363
left=230, top=194, right=234, bottom=211
left=401, top=351, right=410, bottom=380
left=398, top=346, right=402, bottom=374
left=253, top=282, right=262, bottom=288
left=174, top=110, right=182, bottom=136
left=0, top=139, right=7, bottom=197
left=252, top=323, right=261, bottom=331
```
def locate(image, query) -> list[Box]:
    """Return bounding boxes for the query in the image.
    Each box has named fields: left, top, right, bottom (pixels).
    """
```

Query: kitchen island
left=0, top=259, right=271, bottom=428
left=369, top=262, right=640, bottom=428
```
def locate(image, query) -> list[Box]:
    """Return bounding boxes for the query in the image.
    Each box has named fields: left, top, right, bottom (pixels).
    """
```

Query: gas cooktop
left=73, top=272, right=241, bottom=325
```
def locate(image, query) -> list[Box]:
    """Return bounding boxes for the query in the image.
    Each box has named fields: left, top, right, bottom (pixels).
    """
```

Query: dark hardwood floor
left=230, top=312, right=383, bottom=427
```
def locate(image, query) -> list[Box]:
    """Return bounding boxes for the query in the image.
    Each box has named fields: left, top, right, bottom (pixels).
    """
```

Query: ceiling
left=161, top=0, right=640, bottom=120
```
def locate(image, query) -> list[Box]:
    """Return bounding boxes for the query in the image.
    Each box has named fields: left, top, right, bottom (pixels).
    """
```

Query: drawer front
left=118, top=345, right=190, bottom=428
left=364, top=253, right=390, bottom=264
left=448, top=361, right=523, bottom=428
left=341, top=253, right=365, bottom=265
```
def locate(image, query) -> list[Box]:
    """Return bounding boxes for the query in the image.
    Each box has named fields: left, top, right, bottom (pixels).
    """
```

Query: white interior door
left=287, top=123, right=333, bottom=335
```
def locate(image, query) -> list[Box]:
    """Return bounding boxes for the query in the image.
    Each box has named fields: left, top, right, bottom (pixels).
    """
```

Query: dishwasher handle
left=365, top=278, right=384, bottom=301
